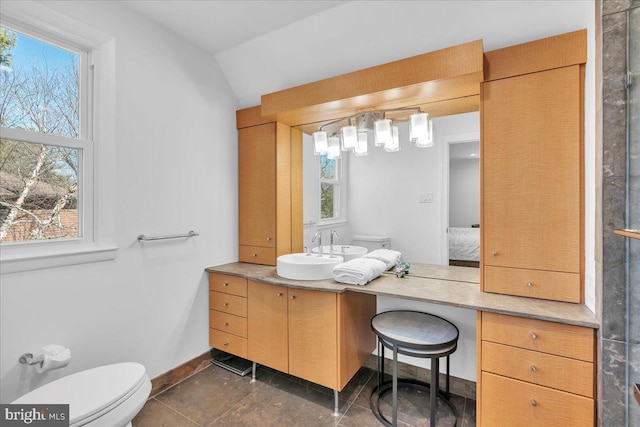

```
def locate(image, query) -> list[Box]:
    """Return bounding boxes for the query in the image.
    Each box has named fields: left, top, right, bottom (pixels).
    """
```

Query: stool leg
left=392, top=344, right=398, bottom=427
left=378, top=338, right=384, bottom=392
left=446, top=355, right=450, bottom=398
left=430, top=358, right=439, bottom=427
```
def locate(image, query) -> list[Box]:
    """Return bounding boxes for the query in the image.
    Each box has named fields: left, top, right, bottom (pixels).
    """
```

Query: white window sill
left=1, top=246, right=118, bottom=274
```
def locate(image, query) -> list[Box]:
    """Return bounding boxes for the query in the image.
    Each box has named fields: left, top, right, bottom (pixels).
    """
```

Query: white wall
left=449, top=159, right=480, bottom=227
left=0, top=1, right=239, bottom=402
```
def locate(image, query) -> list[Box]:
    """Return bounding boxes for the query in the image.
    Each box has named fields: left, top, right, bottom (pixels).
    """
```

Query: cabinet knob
left=266, top=237, right=272, bottom=241
left=290, top=295, right=296, bottom=300
left=526, top=282, right=532, bottom=287
left=492, top=251, right=497, bottom=256
left=277, top=292, right=283, bottom=297
left=531, top=333, right=537, bottom=340
left=223, top=342, right=229, bottom=346
left=252, top=253, right=257, bottom=257
left=223, top=322, right=229, bottom=326
left=531, top=399, right=537, bottom=407
left=223, top=302, right=229, bottom=307
left=223, top=283, right=228, bottom=287
left=530, top=365, right=537, bottom=373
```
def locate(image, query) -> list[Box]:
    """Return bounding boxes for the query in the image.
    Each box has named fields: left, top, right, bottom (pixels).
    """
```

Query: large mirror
left=301, top=112, right=480, bottom=267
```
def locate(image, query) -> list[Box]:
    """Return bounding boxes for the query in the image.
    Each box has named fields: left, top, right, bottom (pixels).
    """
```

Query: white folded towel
left=362, top=249, right=402, bottom=270
left=332, top=258, right=387, bottom=286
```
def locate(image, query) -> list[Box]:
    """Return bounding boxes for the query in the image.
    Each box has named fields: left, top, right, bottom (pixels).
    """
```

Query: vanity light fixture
left=354, top=129, right=368, bottom=156
left=311, top=107, right=434, bottom=157
left=384, top=125, right=401, bottom=152
left=326, top=135, right=341, bottom=159
left=313, top=131, right=328, bottom=155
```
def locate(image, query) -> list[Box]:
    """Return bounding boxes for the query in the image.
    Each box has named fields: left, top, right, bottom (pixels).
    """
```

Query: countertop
left=205, top=262, right=599, bottom=329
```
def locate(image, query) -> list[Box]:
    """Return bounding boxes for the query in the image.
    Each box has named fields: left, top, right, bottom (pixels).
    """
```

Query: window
left=1, top=25, right=90, bottom=243
left=319, top=154, right=343, bottom=222
left=0, top=5, right=116, bottom=273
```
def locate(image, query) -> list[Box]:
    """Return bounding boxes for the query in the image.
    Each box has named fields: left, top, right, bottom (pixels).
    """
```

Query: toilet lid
left=13, top=362, right=148, bottom=425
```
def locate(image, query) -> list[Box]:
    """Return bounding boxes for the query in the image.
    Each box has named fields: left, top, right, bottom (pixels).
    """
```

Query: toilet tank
left=351, top=235, right=391, bottom=252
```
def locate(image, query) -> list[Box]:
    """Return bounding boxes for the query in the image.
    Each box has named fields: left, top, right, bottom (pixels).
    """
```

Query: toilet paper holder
left=19, top=353, right=44, bottom=367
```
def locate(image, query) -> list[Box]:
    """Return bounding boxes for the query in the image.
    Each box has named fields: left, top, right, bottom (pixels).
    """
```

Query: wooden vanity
left=212, top=28, right=598, bottom=427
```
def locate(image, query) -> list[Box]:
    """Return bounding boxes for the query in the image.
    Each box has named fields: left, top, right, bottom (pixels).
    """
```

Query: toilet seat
left=13, top=362, right=149, bottom=426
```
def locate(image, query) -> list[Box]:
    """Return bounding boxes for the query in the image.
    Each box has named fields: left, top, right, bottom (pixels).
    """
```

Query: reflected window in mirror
left=319, top=154, right=344, bottom=222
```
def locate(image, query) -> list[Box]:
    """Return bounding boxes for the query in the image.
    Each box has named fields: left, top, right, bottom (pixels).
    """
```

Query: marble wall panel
left=602, top=338, right=628, bottom=426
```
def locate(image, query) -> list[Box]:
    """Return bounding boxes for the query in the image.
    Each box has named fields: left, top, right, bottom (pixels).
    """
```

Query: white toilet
left=351, top=235, right=391, bottom=252
left=12, top=362, right=151, bottom=427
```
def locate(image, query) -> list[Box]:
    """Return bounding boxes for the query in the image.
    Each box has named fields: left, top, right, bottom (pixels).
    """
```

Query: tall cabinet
left=237, top=107, right=303, bottom=265
left=478, top=31, right=594, bottom=426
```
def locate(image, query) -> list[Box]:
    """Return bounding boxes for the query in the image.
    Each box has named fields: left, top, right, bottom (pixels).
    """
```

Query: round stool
left=370, top=310, right=459, bottom=427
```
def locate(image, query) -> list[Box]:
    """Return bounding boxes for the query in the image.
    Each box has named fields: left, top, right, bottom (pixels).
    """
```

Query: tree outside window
left=0, top=26, right=83, bottom=243
left=320, top=154, right=340, bottom=221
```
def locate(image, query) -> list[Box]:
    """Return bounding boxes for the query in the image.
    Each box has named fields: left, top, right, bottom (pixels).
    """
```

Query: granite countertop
left=205, top=262, right=599, bottom=329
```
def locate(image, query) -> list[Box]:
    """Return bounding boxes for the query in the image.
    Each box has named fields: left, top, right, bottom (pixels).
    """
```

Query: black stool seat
left=370, top=311, right=459, bottom=427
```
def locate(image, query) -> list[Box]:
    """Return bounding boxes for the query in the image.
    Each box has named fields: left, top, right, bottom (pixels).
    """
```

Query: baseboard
left=150, top=350, right=212, bottom=397
left=363, top=354, right=476, bottom=400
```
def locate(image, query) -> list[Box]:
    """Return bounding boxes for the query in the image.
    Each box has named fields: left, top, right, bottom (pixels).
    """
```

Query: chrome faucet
left=330, top=230, right=338, bottom=256
left=312, top=232, right=322, bottom=255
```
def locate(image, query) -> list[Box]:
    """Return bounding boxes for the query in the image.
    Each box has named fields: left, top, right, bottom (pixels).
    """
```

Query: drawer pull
left=492, top=251, right=498, bottom=256
left=277, top=292, right=283, bottom=297
left=266, top=237, right=272, bottom=241
left=531, top=333, right=537, bottom=340
left=530, top=365, right=537, bottom=373
left=223, top=322, right=229, bottom=326
left=290, top=295, right=296, bottom=300
left=223, top=283, right=228, bottom=287
left=223, top=302, right=229, bottom=307
left=531, top=399, right=537, bottom=407
left=526, top=282, right=532, bottom=287
left=252, top=253, right=257, bottom=257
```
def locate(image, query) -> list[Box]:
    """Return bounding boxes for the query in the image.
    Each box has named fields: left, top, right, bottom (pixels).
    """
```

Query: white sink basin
left=311, top=245, right=368, bottom=261
left=277, top=253, right=344, bottom=280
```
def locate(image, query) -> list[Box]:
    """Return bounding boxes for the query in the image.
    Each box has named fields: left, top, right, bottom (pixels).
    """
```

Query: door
left=247, top=281, right=288, bottom=372
left=288, top=288, right=337, bottom=389
left=482, top=66, right=582, bottom=273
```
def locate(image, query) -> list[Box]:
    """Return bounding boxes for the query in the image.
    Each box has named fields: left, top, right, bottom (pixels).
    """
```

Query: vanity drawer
left=482, top=372, right=594, bottom=427
left=481, top=312, right=594, bottom=362
left=209, top=273, right=247, bottom=297
left=239, top=245, right=276, bottom=265
left=209, top=311, right=247, bottom=338
left=209, top=329, right=247, bottom=359
left=482, top=341, right=593, bottom=397
left=484, top=266, right=581, bottom=303
left=209, top=291, right=247, bottom=318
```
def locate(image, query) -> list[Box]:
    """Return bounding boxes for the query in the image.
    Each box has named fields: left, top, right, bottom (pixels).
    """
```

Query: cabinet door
left=239, top=123, right=276, bottom=248
left=247, top=281, right=288, bottom=372
left=482, top=66, right=582, bottom=273
left=288, top=288, right=337, bottom=389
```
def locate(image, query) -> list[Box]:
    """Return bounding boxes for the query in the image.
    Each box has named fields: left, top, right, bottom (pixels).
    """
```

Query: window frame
left=0, top=7, right=117, bottom=273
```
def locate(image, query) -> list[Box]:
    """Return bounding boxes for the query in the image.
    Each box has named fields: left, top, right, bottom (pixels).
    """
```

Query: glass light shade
left=415, top=120, right=434, bottom=148
left=313, top=131, right=328, bottom=155
left=327, top=135, right=341, bottom=159
left=354, top=130, right=368, bottom=156
left=374, top=119, right=392, bottom=147
left=341, top=125, right=357, bottom=150
left=384, top=125, right=400, bottom=152
left=410, top=113, right=429, bottom=141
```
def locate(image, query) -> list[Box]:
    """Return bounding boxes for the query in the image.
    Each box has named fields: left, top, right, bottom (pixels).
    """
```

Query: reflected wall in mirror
left=302, top=112, right=479, bottom=265
left=446, top=140, right=480, bottom=268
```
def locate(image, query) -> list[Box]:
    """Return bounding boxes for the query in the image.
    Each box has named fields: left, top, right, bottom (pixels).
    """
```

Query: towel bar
left=137, top=230, right=199, bottom=242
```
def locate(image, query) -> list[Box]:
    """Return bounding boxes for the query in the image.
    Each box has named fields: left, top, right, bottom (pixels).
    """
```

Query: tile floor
left=133, top=362, right=476, bottom=427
